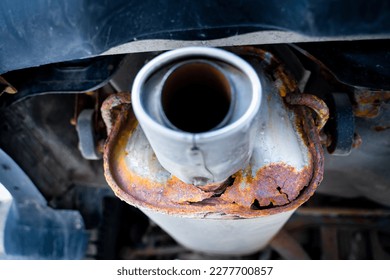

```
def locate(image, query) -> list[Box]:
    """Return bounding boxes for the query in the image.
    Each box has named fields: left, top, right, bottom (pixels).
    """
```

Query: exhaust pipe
left=103, top=47, right=324, bottom=255
left=131, top=47, right=261, bottom=185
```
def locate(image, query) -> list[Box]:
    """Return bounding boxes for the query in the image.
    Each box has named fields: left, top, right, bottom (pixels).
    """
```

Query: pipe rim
left=132, top=47, right=262, bottom=141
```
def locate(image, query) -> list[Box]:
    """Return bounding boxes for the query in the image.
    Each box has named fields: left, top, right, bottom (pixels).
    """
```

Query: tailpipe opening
left=161, top=61, right=234, bottom=133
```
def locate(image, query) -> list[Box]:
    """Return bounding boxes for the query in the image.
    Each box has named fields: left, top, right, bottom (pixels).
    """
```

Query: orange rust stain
left=229, top=46, right=297, bottom=98
left=108, top=115, right=214, bottom=207
left=101, top=92, right=131, bottom=134
left=221, top=164, right=311, bottom=208
left=103, top=103, right=319, bottom=219
left=164, top=177, right=214, bottom=203
left=355, top=90, right=390, bottom=104
left=285, top=93, right=329, bottom=132
left=354, top=107, right=381, bottom=118
left=278, top=84, right=288, bottom=98
left=117, top=158, right=213, bottom=206
left=103, top=47, right=324, bottom=219
left=354, top=90, right=390, bottom=118
left=275, top=71, right=297, bottom=97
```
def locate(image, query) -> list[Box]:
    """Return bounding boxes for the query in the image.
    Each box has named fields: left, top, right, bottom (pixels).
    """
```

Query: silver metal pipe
left=142, top=208, right=295, bottom=256
left=132, top=47, right=261, bottom=185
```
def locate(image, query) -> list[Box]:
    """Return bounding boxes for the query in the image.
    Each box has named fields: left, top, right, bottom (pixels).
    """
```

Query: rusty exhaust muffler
left=131, top=47, right=261, bottom=186
left=103, top=47, right=325, bottom=255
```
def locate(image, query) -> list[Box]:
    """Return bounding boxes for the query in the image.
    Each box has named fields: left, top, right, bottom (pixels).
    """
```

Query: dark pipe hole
left=162, top=62, right=231, bottom=133
left=251, top=199, right=274, bottom=210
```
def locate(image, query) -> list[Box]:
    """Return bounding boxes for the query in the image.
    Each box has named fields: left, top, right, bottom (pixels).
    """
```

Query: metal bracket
left=326, top=92, right=355, bottom=156
left=76, top=109, right=102, bottom=160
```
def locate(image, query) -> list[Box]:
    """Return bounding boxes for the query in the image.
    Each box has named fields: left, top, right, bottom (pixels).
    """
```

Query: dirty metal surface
left=353, top=88, right=390, bottom=118
left=104, top=113, right=314, bottom=218
left=101, top=92, right=131, bottom=135
left=285, top=93, right=329, bottom=132
left=103, top=48, right=324, bottom=219
left=290, top=44, right=390, bottom=121
left=228, top=46, right=298, bottom=98
left=1, top=1, right=389, bottom=74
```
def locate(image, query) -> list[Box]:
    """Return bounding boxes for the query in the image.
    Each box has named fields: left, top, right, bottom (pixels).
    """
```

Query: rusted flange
left=103, top=48, right=324, bottom=219
left=103, top=104, right=323, bottom=219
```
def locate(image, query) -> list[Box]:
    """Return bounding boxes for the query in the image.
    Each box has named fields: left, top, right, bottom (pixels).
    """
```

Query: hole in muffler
left=161, top=61, right=233, bottom=133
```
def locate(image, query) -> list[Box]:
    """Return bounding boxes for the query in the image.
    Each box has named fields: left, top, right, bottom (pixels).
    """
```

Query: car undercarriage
left=0, top=0, right=389, bottom=260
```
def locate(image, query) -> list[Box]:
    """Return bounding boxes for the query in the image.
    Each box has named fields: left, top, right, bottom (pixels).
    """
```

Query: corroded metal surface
left=228, top=46, right=298, bottom=98
left=103, top=105, right=322, bottom=219
left=221, top=163, right=311, bottom=208
left=101, top=92, right=131, bottom=135
left=285, top=93, right=329, bottom=132
left=103, top=48, right=324, bottom=219
left=354, top=88, right=390, bottom=118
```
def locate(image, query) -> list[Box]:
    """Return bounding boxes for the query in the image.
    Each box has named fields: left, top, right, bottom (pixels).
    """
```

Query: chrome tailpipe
left=131, top=47, right=261, bottom=185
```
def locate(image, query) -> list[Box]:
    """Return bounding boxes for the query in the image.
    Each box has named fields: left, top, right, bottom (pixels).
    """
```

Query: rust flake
left=101, top=92, right=131, bottom=135
left=221, top=164, right=311, bottom=208
left=354, top=89, right=390, bottom=118
left=103, top=103, right=321, bottom=219
left=229, top=46, right=298, bottom=97
left=285, top=93, right=329, bottom=132
left=103, top=47, right=324, bottom=219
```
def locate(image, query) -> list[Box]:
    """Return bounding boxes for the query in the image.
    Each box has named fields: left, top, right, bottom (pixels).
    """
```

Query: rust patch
left=103, top=47, right=324, bottom=219
left=290, top=45, right=390, bottom=119
left=354, top=89, right=390, bottom=118
left=285, top=93, right=329, bottom=132
left=221, top=164, right=311, bottom=208
left=103, top=102, right=323, bottom=219
left=230, top=46, right=298, bottom=96
left=101, top=92, right=131, bottom=135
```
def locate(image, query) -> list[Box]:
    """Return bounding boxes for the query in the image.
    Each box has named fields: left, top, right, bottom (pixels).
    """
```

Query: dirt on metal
left=353, top=89, right=390, bottom=118
left=230, top=46, right=298, bottom=97
left=103, top=102, right=323, bottom=219
left=285, top=93, right=329, bottom=132
left=103, top=47, right=325, bottom=219
left=101, top=92, right=131, bottom=135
